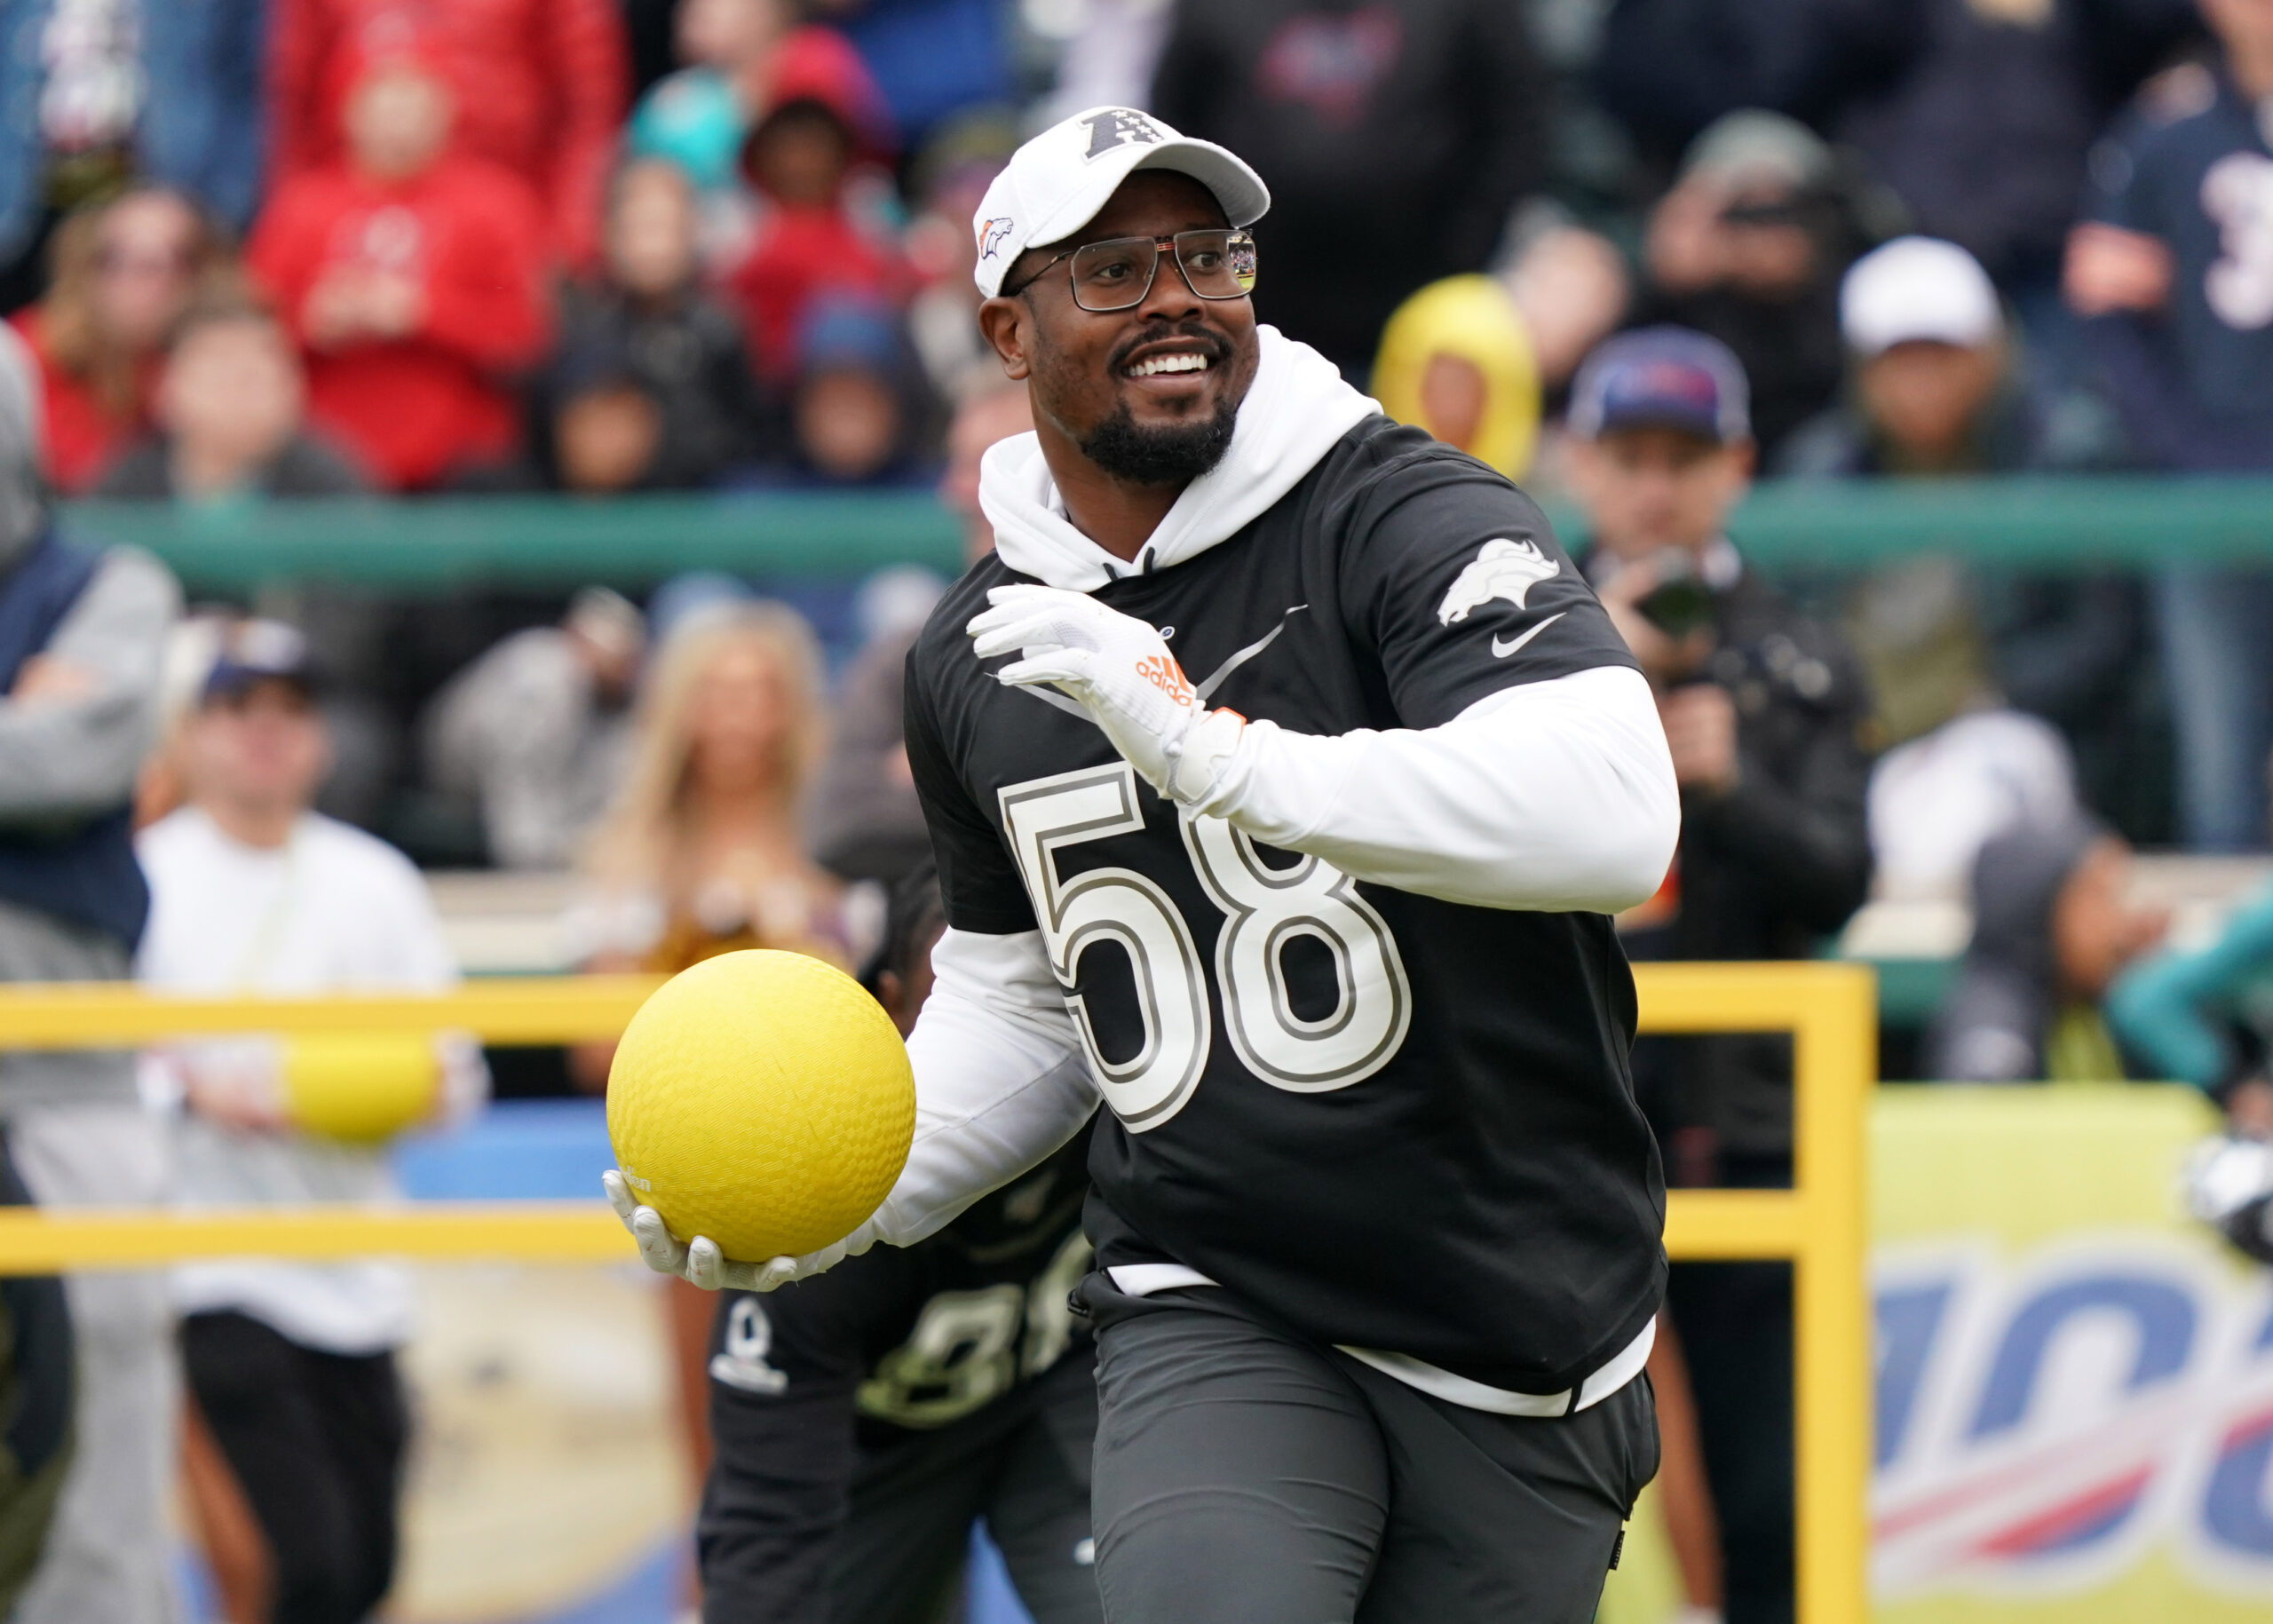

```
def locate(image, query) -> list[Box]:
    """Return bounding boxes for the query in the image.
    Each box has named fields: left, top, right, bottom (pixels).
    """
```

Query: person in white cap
left=612, top=105, right=1681, bottom=1622
left=1782, top=234, right=2118, bottom=479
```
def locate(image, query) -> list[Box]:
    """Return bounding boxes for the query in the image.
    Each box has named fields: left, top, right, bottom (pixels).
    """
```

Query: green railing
left=62, top=475, right=2273, bottom=593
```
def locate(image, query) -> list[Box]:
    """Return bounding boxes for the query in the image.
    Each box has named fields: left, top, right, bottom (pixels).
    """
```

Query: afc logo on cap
left=1081, top=108, right=1164, bottom=160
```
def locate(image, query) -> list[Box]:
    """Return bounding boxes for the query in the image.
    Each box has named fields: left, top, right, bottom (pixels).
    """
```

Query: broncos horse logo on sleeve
left=1437, top=539, right=1562, bottom=626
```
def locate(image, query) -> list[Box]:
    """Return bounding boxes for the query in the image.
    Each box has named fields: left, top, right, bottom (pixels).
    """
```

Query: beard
left=1078, top=393, right=1239, bottom=486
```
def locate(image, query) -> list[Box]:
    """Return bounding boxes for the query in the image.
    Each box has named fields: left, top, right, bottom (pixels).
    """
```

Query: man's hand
left=1660, top=684, right=1739, bottom=796
left=969, top=584, right=1245, bottom=802
left=1596, top=556, right=1713, bottom=688
left=601, top=1169, right=862, bottom=1292
left=2063, top=223, right=2173, bottom=316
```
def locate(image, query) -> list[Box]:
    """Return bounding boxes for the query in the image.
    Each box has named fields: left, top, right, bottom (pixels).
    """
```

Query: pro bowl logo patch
left=978, top=217, right=1014, bottom=260
left=1437, top=538, right=1561, bottom=626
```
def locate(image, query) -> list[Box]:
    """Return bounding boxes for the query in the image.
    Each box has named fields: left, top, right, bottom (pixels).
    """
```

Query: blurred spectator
left=0, top=0, right=265, bottom=307
left=1369, top=273, right=1540, bottom=479
left=1151, top=1, right=1551, bottom=377
left=2110, top=879, right=2273, bottom=1134
left=421, top=587, right=645, bottom=869
left=1782, top=237, right=2150, bottom=838
left=726, top=88, right=903, bottom=382
left=95, top=295, right=367, bottom=500
left=899, top=109, right=1016, bottom=403
left=0, top=321, right=182, bottom=1624
left=1849, top=558, right=2083, bottom=901
left=1829, top=0, right=2200, bottom=372
left=135, top=620, right=486, bottom=1624
left=811, top=378, right=1027, bottom=883
left=1782, top=235, right=2122, bottom=476
left=543, top=159, right=766, bottom=490
left=269, top=0, right=627, bottom=271
left=1036, top=0, right=1176, bottom=126
left=811, top=0, right=1008, bottom=149
left=249, top=42, right=553, bottom=491
left=1499, top=212, right=1632, bottom=398
left=8, top=186, right=234, bottom=493
left=566, top=600, right=848, bottom=1006
left=2070, top=4, right=2273, bottom=849
left=1635, top=111, right=1872, bottom=460
left=1594, top=0, right=1920, bottom=167
left=775, top=296, right=928, bottom=486
left=1570, top=327, right=1871, bottom=1624
left=0, top=1127, right=71, bottom=1620
left=1928, top=815, right=2166, bottom=1081
left=626, top=0, right=890, bottom=271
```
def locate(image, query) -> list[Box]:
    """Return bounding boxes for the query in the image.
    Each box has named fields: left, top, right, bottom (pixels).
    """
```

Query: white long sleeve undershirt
left=872, top=663, right=1678, bottom=1247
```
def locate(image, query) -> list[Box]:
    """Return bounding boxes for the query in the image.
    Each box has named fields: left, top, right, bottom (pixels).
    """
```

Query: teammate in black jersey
left=699, top=866, right=1099, bottom=1624
left=612, top=107, right=1682, bottom=1622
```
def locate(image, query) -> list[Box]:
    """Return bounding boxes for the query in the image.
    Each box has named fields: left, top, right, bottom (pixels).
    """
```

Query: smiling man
left=611, top=106, right=1681, bottom=1622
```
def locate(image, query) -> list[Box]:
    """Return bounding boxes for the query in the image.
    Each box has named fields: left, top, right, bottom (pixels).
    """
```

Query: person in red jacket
left=8, top=188, right=235, bottom=494
left=269, top=0, right=627, bottom=271
left=725, top=90, right=903, bottom=382
left=249, top=44, right=552, bottom=491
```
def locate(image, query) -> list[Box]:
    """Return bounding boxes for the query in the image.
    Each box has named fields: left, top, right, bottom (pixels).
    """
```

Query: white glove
left=968, top=584, right=1247, bottom=803
left=602, top=1169, right=872, bottom=1292
left=2182, top=1135, right=2273, bottom=1265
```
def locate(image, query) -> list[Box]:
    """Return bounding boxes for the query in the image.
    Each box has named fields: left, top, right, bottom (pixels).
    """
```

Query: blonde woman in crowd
left=566, top=598, right=847, bottom=994
left=564, top=599, right=849, bottom=1552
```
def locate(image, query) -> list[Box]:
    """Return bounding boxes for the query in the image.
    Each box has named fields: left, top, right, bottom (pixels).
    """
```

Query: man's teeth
left=1126, top=353, right=1210, bottom=377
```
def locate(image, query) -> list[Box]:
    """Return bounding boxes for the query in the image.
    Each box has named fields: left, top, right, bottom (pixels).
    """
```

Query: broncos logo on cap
left=978, top=217, right=1014, bottom=259
left=1437, top=539, right=1561, bottom=626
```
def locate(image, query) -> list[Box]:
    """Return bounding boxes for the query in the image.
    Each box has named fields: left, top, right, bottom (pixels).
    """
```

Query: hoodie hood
left=978, top=325, right=1379, bottom=592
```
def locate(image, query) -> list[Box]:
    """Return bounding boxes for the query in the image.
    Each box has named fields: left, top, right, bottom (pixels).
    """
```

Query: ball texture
left=606, top=950, right=914, bottom=1261
left=283, top=1033, right=440, bottom=1143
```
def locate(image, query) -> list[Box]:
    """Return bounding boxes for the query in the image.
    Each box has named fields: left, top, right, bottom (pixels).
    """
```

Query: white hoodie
left=872, top=328, right=1678, bottom=1409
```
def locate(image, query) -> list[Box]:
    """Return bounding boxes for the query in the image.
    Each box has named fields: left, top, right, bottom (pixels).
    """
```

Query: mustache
left=1107, top=321, right=1232, bottom=374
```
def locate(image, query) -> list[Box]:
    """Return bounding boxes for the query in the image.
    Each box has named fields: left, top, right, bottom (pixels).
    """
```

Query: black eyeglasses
left=1002, top=228, right=1258, bottom=311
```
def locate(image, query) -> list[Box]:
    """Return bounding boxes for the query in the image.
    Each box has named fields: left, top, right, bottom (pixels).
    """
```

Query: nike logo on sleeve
left=1491, top=613, right=1565, bottom=659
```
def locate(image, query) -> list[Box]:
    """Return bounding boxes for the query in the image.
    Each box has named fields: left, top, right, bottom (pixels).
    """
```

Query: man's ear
left=977, top=297, right=1033, bottom=382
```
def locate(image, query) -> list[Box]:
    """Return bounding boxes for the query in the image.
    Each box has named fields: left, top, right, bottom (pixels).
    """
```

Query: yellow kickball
left=283, top=1033, right=440, bottom=1144
left=606, top=949, right=914, bottom=1263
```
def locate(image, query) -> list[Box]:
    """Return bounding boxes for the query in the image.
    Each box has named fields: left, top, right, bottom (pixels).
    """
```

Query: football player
left=698, top=864, right=1098, bottom=1623
left=614, top=106, right=1681, bottom=1622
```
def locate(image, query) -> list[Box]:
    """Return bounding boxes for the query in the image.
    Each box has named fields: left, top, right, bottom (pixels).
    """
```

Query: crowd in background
left=3, top=3, right=2273, bottom=1622
left=0, top=0, right=2266, bottom=870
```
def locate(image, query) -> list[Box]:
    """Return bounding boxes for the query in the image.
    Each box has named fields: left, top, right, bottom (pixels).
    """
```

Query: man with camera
left=1565, top=327, right=1873, bottom=1624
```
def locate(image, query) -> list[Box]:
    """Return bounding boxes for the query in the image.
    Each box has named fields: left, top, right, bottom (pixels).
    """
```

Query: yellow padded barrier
left=0, top=960, right=1873, bottom=1621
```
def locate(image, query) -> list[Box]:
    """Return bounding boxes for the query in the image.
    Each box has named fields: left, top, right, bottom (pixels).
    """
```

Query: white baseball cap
left=1841, top=236, right=2004, bottom=357
left=970, top=106, right=1270, bottom=298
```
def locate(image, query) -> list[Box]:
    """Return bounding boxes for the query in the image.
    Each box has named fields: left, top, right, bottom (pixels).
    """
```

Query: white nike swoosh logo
left=1492, top=612, right=1565, bottom=659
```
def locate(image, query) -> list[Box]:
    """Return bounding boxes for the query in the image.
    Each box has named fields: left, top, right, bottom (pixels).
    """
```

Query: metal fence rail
left=0, top=962, right=1873, bottom=1620
left=63, top=477, right=2273, bottom=590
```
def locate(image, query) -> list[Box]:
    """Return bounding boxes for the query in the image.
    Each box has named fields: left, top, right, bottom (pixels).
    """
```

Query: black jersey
left=904, top=416, right=1667, bottom=1396
left=708, top=1128, right=1095, bottom=1446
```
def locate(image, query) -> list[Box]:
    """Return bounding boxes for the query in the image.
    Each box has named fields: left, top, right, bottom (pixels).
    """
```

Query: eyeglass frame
left=999, top=227, right=1257, bottom=310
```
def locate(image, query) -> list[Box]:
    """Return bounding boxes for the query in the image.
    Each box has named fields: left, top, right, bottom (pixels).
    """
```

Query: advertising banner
left=1607, top=1084, right=2273, bottom=1622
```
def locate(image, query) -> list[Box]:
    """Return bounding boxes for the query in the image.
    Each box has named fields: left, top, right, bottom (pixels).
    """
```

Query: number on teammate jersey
left=1000, top=764, right=1412, bottom=1131
left=855, top=1231, right=1093, bottom=1428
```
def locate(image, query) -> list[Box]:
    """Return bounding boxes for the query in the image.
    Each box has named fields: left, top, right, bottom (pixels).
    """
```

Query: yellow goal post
left=0, top=959, right=1873, bottom=1621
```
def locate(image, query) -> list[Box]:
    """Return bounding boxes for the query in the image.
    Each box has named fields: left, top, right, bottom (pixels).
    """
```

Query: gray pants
left=703, top=1343, right=1101, bottom=1624
left=8, top=1104, right=180, bottom=1624
left=1089, top=1285, right=1658, bottom=1624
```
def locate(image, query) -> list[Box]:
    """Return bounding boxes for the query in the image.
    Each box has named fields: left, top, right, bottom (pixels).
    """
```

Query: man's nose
left=1135, top=242, right=1204, bottom=323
